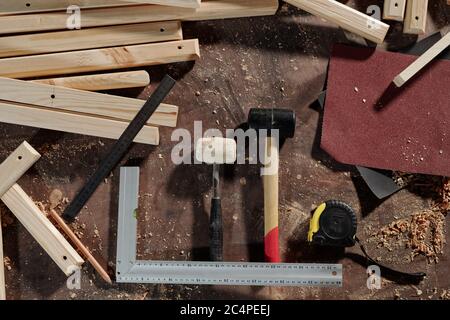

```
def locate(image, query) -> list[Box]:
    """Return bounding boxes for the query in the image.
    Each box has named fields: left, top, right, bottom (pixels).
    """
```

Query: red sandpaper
left=322, top=44, right=450, bottom=176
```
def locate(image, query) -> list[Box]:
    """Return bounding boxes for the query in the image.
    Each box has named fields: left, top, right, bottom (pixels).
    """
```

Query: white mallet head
left=195, top=137, right=237, bottom=165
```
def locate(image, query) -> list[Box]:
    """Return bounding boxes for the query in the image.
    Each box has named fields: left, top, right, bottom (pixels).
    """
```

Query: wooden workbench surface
left=0, top=0, right=449, bottom=300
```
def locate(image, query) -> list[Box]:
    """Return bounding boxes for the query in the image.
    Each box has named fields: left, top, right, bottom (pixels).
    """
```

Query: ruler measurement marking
left=116, top=169, right=343, bottom=287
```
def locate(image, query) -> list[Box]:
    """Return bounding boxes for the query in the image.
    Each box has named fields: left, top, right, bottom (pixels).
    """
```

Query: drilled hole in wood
left=51, top=94, right=56, bottom=99
left=160, top=28, right=165, bottom=32
left=26, top=3, right=31, bottom=7
left=395, top=2, right=398, bottom=7
left=18, top=156, right=23, bottom=160
left=63, top=256, right=67, bottom=260
left=178, top=46, right=183, bottom=50
left=415, top=16, right=419, bottom=20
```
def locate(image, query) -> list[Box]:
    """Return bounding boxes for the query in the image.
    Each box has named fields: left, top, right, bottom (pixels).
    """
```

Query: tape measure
left=116, top=261, right=343, bottom=287
left=308, top=200, right=426, bottom=282
left=308, top=200, right=357, bottom=247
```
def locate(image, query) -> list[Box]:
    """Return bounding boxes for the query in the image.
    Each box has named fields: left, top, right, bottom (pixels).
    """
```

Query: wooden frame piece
left=383, top=0, right=407, bottom=21
left=0, top=77, right=177, bottom=128
left=0, top=101, right=160, bottom=145
left=127, top=0, right=201, bottom=8
left=0, top=142, right=84, bottom=276
left=394, top=30, right=450, bottom=87
left=32, top=71, right=151, bottom=92
left=404, top=0, right=428, bottom=34
left=0, top=22, right=183, bottom=58
left=0, top=0, right=278, bottom=35
left=0, top=213, right=5, bottom=300
left=284, top=0, right=390, bottom=44
left=0, top=40, right=200, bottom=79
left=0, top=0, right=139, bottom=16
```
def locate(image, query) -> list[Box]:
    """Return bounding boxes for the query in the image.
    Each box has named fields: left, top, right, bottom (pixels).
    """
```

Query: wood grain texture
left=0, top=77, right=177, bottom=128
left=284, top=0, right=389, bottom=44
left=1, top=184, right=84, bottom=276
left=394, top=30, right=450, bottom=87
left=0, top=101, right=160, bottom=145
left=404, top=0, right=428, bottom=34
left=0, top=40, right=200, bottom=79
left=128, top=0, right=201, bottom=8
left=383, top=0, right=406, bottom=21
left=0, top=0, right=138, bottom=15
left=0, top=22, right=183, bottom=58
left=0, top=0, right=278, bottom=34
left=0, top=141, right=40, bottom=300
left=33, top=71, right=150, bottom=91
left=0, top=142, right=41, bottom=198
left=0, top=213, right=5, bottom=300
left=0, top=142, right=83, bottom=276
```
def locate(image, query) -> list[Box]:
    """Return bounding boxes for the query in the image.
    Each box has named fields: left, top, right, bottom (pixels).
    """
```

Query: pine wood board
left=0, top=22, right=183, bottom=58
left=0, top=77, right=177, bottom=128
left=0, top=40, right=200, bottom=79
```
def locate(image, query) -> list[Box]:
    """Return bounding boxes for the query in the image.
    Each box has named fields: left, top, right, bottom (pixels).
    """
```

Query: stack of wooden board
left=383, top=0, right=429, bottom=34
left=0, top=0, right=279, bottom=145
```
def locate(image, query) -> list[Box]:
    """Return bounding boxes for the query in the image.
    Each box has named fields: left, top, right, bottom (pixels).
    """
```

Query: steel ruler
left=116, top=167, right=343, bottom=287
left=63, top=75, right=176, bottom=221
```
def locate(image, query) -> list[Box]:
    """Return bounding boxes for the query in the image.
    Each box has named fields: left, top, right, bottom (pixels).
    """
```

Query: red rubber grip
left=264, top=227, right=280, bottom=263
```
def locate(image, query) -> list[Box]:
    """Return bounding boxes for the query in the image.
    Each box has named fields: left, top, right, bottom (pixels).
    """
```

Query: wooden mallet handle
left=263, top=137, right=280, bottom=263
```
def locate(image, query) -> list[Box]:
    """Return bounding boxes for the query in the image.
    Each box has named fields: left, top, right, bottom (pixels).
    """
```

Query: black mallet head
left=248, top=108, right=296, bottom=139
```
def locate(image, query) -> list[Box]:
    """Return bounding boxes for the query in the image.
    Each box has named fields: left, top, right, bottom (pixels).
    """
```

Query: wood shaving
left=3, top=256, right=12, bottom=271
left=49, top=189, right=63, bottom=209
left=374, top=209, right=445, bottom=263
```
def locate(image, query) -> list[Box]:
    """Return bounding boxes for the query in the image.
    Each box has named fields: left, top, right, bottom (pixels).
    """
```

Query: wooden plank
left=0, top=0, right=278, bottom=35
left=2, top=184, right=84, bottom=276
left=404, top=0, right=428, bottom=34
left=0, top=142, right=84, bottom=276
left=0, top=141, right=40, bottom=300
left=49, top=210, right=112, bottom=284
left=0, top=77, right=177, bottom=128
left=0, top=213, right=5, bottom=300
left=0, top=0, right=138, bottom=16
left=284, top=0, right=389, bottom=44
left=383, top=0, right=406, bottom=21
left=0, top=101, right=160, bottom=145
left=0, top=22, right=183, bottom=58
left=32, top=71, right=150, bottom=91
left=128, top=0, right=201, bottom=8
left=0, top=142, right=41, bottom=198
left=0, top=39, right=200, bottom=79
left=394, top=30, right=450, bottom=87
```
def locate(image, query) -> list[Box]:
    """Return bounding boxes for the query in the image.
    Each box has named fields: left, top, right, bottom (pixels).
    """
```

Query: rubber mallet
left=195, top=137, right=237, bottom=261
left=248, top=108, right=296, bottom=262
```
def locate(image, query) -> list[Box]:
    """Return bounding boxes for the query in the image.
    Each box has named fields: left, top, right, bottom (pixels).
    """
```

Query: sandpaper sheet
left=322, top=44, right=450, bottom=177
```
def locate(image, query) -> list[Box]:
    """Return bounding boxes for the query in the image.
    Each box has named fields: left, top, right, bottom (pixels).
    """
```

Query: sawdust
left=0, top=204, right=14, bottom=227
left=49, top=189, right=63, bottom=209
left=3, top=256, right=12, bottom=271
left=374, top=210, right=445, bottom=263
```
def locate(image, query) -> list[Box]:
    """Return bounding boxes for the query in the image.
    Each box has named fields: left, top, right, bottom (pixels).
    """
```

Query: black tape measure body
left=308, top=200, right=357, bottom=247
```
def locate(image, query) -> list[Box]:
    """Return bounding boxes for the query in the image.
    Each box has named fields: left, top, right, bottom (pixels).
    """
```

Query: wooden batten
left=0, top=0, right=278, bottom=35
left=33, top=71, right=151, bottom=91
left=0, top=101, right=160, bottom=145
left=0, top=40, right=200, bottom=79
left=0, top=22, right=183, bottom=58
left=0, top=77, right=177, bottom=128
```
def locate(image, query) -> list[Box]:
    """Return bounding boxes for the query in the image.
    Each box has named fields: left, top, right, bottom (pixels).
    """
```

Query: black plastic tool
left=308, top=200, right=426, bottom=283
left=63, top=75, right=176, bottom=221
